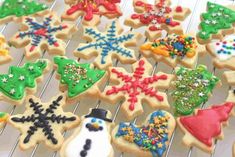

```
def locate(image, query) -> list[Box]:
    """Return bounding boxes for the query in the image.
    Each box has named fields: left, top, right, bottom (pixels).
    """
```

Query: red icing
left=180, top=102, right=234, bottom=147
left=131, top=0, right=181, bottom=31
left=66, top=0, right=122, bottom=21
left=106, top=59, right=168, bottom=111
left=175, top=6, right=183, bottom=12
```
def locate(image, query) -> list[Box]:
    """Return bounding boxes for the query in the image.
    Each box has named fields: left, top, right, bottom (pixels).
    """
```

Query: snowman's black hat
left=85, top=108, right=112, bottom=122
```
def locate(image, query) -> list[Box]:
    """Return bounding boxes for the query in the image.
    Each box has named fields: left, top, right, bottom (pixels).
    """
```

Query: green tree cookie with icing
left=198, top=2, right=235, bottom=42
left=171, top=65, right=220, bottom=116
left=54, top=56, right=106, bottom=100
left=0, top=0, right=48, bottom=23
left=0, top=59, right=49, bottom=105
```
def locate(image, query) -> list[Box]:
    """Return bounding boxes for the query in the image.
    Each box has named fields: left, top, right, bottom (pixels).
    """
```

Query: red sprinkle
left=175, top=6, right=183, bottom=12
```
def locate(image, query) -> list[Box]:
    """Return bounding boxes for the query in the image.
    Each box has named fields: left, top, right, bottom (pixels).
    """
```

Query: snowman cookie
left=10, top=12, right=77, bottom=60
left=62, top=0, right=122, bottom=26
left=112, top=110, right=176, bottom=157
left=60, top=108, right=114, bottom=157
left=74, top=20, right=141, bottom=70
left=0, top=112, right=8, bottom=128
left=8, top=94, right=80, bottom=150
left=140, top=34, right=206, bottom=68
left=54, top=56, right=107, bottom=104
left=0, top=59, right=50, bottom=105
left=207, top=35, right=235, bottom=70
left=102, top=58, right=174, bottom=120
left=125, top=0, right=191, bottom=41
left=197, top=2, right=235, bottom=44
left=0, top=33, right=12, bottom=65
left=0, top=0, right=48, bottom=24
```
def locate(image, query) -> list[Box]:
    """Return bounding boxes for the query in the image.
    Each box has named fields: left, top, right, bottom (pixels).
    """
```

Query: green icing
left=198, top=2, right=235, bottom=40
left=0, top=59, right=48, bottom=100
left=171, top=65, right=219, bottom=116
left=0, top=0, right=48, bottom=19
left=54, top=56, right=106, bottom=98
left=0, top=112, right=7, bottom=118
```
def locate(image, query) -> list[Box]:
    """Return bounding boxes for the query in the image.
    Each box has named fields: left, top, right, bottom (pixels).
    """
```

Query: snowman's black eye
left=98, top=120, right=102, bottom=124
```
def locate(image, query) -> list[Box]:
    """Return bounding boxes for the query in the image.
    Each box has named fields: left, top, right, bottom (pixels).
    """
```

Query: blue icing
left=77, top=21, right=135, bottom=65
left=116, top=110, right=169, bottom=157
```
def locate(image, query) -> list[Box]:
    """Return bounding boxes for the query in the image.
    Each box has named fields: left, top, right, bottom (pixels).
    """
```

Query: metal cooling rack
left=0, top=0, right=235, bottom=157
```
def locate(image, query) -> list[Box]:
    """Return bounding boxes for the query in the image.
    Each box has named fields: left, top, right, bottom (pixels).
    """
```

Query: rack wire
left=0, top=0, right=234, bottom=157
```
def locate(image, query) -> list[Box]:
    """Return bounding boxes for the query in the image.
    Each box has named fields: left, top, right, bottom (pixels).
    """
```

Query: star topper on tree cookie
left=9, top=12, right=77, bottom=60
left=101, top=58, right=174, bottom=120
left=62, top=0, right=122, bottom=26
left=125, top=0, right=191, bottom=41
left=74, top=20, right=141, bottom=70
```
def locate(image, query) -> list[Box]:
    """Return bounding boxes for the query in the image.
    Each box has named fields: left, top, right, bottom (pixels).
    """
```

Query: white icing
left=65, top=117, right=112, bottom=157
left=212, top=35, right=235, bottom=61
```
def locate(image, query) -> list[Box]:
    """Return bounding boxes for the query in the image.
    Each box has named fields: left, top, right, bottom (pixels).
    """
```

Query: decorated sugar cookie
left=101, top=58, right=174, bottom=120
left=112, top=110, right=176, bottom=157
left=197, top=2, right=235, bottom=44
left=9, top=94, right=80, bottom=150
left=223, top=71, right=235, bottom=86
left=0, top=112, right=8, bottom=128
left=10, top=13, right=77, bottom=60
left=74, top=20, right=140, bottom=70
left=207, top=35, right=235, bottom=70
left=54, top=56, right=107, bottom=104
left=60, top=108, right=113, bottom=157
left=62, top=0, right=122, bottom=26
left=125, top=0, right=191, bottom=41
left=0, top=59, right=50, bottom=105
left=0, top=0, right=48, bottom=24
left=171, top=65, right=220, bottom=116
left=177, top=102, right=234, bottom=153
left=0, top=33, right=12, bottom=65
left=140, top=34, right=206, bottom=68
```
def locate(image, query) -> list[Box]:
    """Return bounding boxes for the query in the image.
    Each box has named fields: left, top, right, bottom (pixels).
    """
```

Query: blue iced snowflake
left=77, top=21, right=136, bottom=65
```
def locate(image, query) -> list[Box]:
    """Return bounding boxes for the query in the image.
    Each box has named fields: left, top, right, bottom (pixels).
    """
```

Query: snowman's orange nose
left=92, top=123, right=99, bottom=129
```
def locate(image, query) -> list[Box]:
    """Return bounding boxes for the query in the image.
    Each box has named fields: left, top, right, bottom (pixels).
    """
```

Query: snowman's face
left=85, top=117, right=105, bottom=132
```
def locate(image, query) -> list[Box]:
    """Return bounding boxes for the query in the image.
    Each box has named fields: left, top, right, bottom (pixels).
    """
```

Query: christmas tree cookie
left=207, top=35, right=235, bottom=70
left=171, top=65, right=220, bottom=116
left=74, top=20, right=141, bottom=70
left=0, top=59, right=50, bottom=105
left=10, top=12, right=77, bottom=60
left=112, top=110, right=176, bottom=157
left=177, top=102, right=234, bottom=153
left=54, top=56, right=107, bottom=104
left=0, top=112, right=9, bottom=128
left=62, top=0, right=122, bottom=26
left=197, top=2, right=235, bottom=44
left=0, top=0, right=48, bottom=24
left=140, top=34, right=206, bottom=68
left=101, top=58, right=174, bottom=120
left=125, top=0, right=191, bottom=41
left=60, top=108, right=114, bottom=157
left=0, top=33, right=12, bottom=65
left=8, top=94, right=80, bottom=150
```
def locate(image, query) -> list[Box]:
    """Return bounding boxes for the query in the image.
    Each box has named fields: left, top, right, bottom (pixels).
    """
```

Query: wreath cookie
left=101, top=58, right=174, bottom=120
left=112, top=110, right=176, bottom=157
left=125, top=0, right=191, bottom=41
left=8, top=94, right=80, bottom=150
left=0, top=112, right=9, bottom=128
left=140, top=34, right=206, bottom=68
left=54, top=56, right=107, bottom=104
left=9, top=12, right=77, bottom=60
left=74, top=20, right=141, bottom=70
left=0, top=59, right=50, bottom=105
left=62, top=0, right=122, bottom=26
left=0, top=33, right=12, bottom=65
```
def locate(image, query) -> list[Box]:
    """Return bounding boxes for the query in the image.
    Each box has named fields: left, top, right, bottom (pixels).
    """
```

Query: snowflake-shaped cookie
left=10, top=12, right=77, bottom=60
left=62, top=0, right=122, bottom=26
left=125, top=0, right=191, bottom=41
left=9, top=94, right=80, bottom=150
left=102, top=58, right=174, bottom=120
left=140, top=34, right=206, bottom=68
left=0, top=33, right=12, bottom=65
left=74, top=20, right=140, bottom=70
left=207, top=35, right=235, bottom=70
